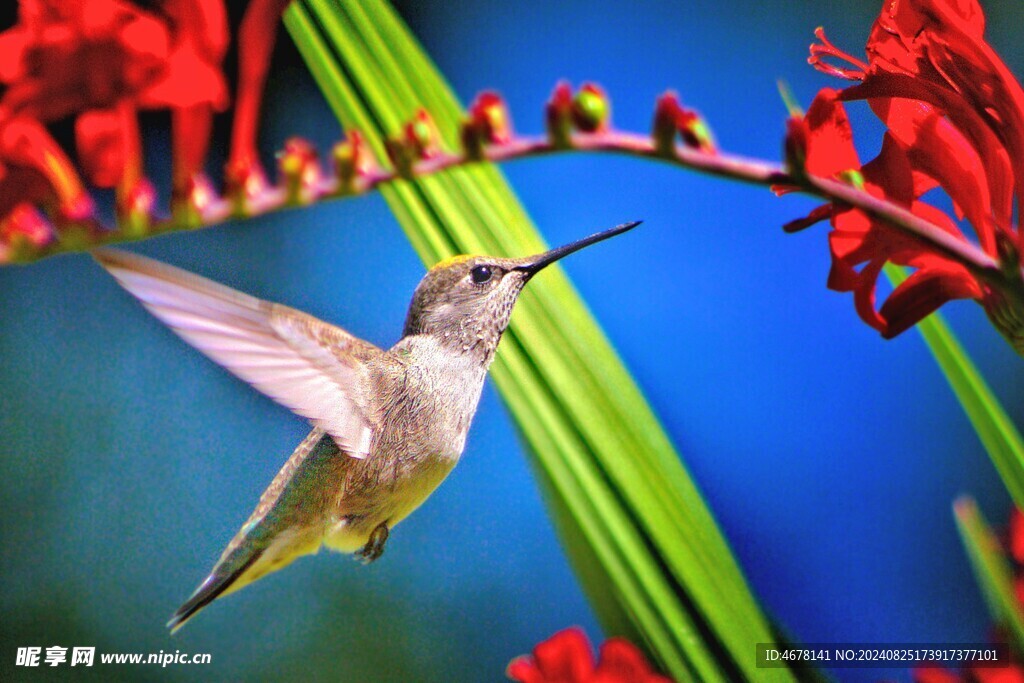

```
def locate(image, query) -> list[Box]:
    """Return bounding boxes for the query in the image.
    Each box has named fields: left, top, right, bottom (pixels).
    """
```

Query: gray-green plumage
left=93, top=220, right=639, bottom=632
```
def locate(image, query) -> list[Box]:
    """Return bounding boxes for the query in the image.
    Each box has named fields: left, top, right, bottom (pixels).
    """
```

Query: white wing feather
left=94, top=248, right=377, bottom=458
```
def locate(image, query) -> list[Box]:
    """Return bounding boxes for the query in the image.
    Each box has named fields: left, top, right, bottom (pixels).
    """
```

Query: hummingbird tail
left=167, top=551, right=263, bottom=634
left=167, top=430, right=347, bottom=632
left=167, top=526, right=321, bottom=633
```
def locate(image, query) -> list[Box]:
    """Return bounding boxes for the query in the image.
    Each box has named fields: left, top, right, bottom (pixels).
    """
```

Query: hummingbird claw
left=355, top=522, right=390, bottom=564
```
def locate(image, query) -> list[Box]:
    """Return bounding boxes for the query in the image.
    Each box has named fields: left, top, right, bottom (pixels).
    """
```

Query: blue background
left=3, top=1, right=1024, bottom=680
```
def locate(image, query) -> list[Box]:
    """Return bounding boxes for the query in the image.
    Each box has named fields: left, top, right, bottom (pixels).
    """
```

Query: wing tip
left=92, top=247, right=165, bottom=288
left=91, top=246, right=135, bottom=270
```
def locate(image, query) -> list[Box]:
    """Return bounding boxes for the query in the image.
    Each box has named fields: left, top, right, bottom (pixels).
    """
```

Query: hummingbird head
left=402, top=221, right=641, bottom=361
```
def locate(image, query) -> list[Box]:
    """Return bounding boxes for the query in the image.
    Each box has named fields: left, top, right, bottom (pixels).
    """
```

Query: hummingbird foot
left=355, top=522, right=389, bottom=564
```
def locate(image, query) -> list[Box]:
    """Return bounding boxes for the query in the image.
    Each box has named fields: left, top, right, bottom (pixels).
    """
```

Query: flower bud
left=277, top=138, right=321, bottom=205
left=331, top=130, right=376, bottom=194
left=332, top=130, right=375, bottom=195
left=385, top=138, right=415, bottom=179
left=677, top=109, right=716, bottom=154
left=172, top=173, right=217, bottom=228
left=462, top=92, right=512, bottom=160
left=224, top=159, right=270, bottom=216
left=652, top=91, right=716, bottom=155
left=545, top=81, right=574, bottom=148
left=404, top=109, right=441, bottom=160
left=571, top=83, right=609, bottom=133
left=1, top=204, right=52, bottom=262
left=652, top=92, right=684, bottom=156
left=117, top=178, right=156, bottom=237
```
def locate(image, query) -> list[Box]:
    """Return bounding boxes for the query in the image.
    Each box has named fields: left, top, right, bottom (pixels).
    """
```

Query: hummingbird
left=93, top=220, right=640, bottom=632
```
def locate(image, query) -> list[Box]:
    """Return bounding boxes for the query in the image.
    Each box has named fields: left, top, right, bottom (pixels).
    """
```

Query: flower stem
left=4, top=126, right=1009, bottom=299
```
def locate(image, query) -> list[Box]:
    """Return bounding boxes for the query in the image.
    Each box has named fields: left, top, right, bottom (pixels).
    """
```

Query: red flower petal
left=507, top=656, right=547, bottom=683
left=159, top=0, right=230, bottom=63
left=592, top=638, right=672, bottom=682
left=869, top=97, right=997, bottom=253
left=75, top=107, right=129, bottom=188
left=878, top=264, right=982, bottom=338
left=139, top=43, right=228, bottom=110
left=508, top=629, right=672, bottom=683
left=803, top=88, right=860, bottom=178
left=860, top=133, right=918, bottom=206
left=532, top=628, right=595, bottom=681
left=826, top=225, right=874, bottom=291
left=783, top=204, right=833, bottom=233
left=968, top=666, right=1024, bottom=683
left=1010, top=509, right=1024, bottom=564
left=594, top=638, right=652, bottom=677
left=850, top=259, right=887, bottom=333
left=0, top=26, right=30, bottom=83
left=866, top=0, right=985, bottom=77
left=913, top=664, right=964, bottom=683
left=842, top=74, right=1014, bottom=231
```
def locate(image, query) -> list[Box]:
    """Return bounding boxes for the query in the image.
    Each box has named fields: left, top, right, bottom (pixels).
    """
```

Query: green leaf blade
left=286, top=2, right=801, bottom=679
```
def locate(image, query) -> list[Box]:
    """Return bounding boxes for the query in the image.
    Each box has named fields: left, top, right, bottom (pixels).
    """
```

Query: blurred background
left=3, top=1, right=1023, bottom=680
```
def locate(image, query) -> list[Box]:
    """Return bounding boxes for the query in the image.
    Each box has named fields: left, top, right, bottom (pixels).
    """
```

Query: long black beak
left=514, top=220, right=642, bottom=276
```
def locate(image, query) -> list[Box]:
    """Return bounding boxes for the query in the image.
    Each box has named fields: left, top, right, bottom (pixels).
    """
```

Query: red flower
left=0, top=1, right=170, bottom=122
left=0, top=0, right=171, bottom=218
left=0, top=0, right=231, bottom=118
left=787, top=89, right=982, bottom=337
left=794, top=0, right=1024, bottom=346
left=506, top=627, right=672, bottom=683
left=0, top=0, right=229, bottom=215
left=0, top=0, right=293, bottom=228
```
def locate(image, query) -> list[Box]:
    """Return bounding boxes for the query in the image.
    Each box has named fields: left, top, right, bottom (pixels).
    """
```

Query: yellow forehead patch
left=430, top=254, right=478, bottom=271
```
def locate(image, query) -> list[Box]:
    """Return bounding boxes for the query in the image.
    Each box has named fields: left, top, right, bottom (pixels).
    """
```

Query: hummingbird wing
left=168, top=428, right=347, bottom=632
left=94, top=248, right=379, bottom=457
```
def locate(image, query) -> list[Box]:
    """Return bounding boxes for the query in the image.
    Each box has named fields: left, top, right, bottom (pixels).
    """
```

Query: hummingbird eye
left=470, top=265, right=494, bottom=284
